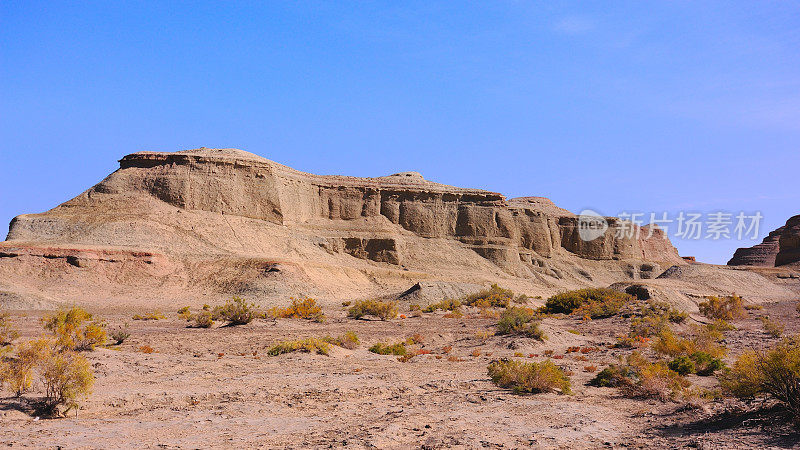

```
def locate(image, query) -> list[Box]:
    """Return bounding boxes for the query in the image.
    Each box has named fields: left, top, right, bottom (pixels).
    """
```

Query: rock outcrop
left=727, top=226, right=784, bottom=266
left=1, top=147, right=688, bottom=307
left=728, top=215, right=800, bottom=267
left=7, top=148, right=683, bottom=267
left=776, top=215, right=800, bottom=266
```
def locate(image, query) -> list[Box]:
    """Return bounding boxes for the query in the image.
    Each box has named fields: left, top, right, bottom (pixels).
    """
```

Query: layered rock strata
left=1, top=148, right=686, bottom=305
left=728, top=215, right=800, bottom=267
left=7, top=148, right=682, bottom=268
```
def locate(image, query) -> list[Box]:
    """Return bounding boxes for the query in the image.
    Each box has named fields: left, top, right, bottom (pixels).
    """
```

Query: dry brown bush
left=698, top=295, right=745, bottom=321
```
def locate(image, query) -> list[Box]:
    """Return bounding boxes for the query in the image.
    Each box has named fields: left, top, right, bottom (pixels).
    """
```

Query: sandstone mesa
left=0, top=147, right=796, bottom=309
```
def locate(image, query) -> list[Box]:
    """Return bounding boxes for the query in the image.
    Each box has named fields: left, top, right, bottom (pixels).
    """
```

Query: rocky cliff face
left=1, top=148, right=685, bottom=306
left=727, top=226, right=785, bottom=266
left=8, top=148, right=682, bottom=267
left=728, top=215, right=800, bottom=267
left=776, top=215, right=800, bottom=266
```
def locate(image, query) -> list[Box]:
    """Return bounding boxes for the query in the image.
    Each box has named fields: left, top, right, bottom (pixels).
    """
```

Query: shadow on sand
left=657, top=404, right=799, bottom=448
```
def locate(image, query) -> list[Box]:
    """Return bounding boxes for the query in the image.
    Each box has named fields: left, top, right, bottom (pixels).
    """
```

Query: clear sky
left=1, top=1, right=798, bottom=264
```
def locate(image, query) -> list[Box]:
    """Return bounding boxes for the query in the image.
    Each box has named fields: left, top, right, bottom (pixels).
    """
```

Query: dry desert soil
left=1, top=149, right=799, bottom=448
left=1, top=298, right=799, bottom=449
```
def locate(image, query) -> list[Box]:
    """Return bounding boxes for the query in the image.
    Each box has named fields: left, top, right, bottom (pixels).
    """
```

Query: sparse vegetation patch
left=38, top=348, right=94, bottom=416
left=590, top=352, right=691, bottom=401
left=463, top=284, right=513, bottom=309
left=496, top=307, right=546, bottom=341
left=193, top=311, right=215, bottom=328
left=132, top=311, right=166, bottom=321
left=423, top=299, right=461, bottom=313
left=110, top=327, right=130, bottom=345
left=0, top=312, right=19, bottom=346
left=177, top=306, right=192, bottom=320
left=541, top=288, right=633, bottom=319
left=322, top=331, right=359, bottom=349
left=759, top=315, right=784, bottom=338
left=721, top=335, right=800, bottom=427
left=268, top=338, right=331, bottom=356
left=42, top=307, right=107, bottom=351
left=268, top=297, right=325, bottom=322
left=698, top=295, right=745, bottom=321
left=651, top=326, right=727, bottom=369
left=368, top=342, right=407, bottom=356
left=348, top=300, right=398, bottom=321
left=0, top=338, right=94, bottom=417
left=488, top=359, right=571, bottom=395
left=214, top=297, right=260, bottom=325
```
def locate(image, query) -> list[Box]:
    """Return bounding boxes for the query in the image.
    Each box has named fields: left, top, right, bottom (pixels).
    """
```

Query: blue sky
left=1, top=1, right=798, bottom=264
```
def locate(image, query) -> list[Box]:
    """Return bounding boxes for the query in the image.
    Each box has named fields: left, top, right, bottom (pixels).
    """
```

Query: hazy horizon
left=2, top=1, right=798, bottom=264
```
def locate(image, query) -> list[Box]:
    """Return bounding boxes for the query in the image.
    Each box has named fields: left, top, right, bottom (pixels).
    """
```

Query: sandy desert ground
left=2, top=296, right=798, bottom=449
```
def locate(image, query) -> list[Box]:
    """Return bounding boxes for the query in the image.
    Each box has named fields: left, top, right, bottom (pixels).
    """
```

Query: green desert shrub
left=632, top=360, right=691, bottom=401
left=589, top=364, right=638, bottom=388
left=628, top=315, right=668, bottom=340
left=691, top=351, right=725, bottom=376
left=404, top=333, right=424, bottom=345
left=42, top=307, right=107, bottom=351
left=214, top=296, right=259, bottom=325
left=177, top=306, right=192, bottom=320
left=722, top=350, right=767, bottom=398
left=348, top=300, right=398, bottom=321
left=496, top=307, right=546, bottom=341
left=759, top=315, right=784, bottom=338
left=650, top=327, right=700, bottom=357
left=323, top=331, right=359, bottom=350
left=368, top=342, right=407, bottom=356
left=667, top=356, right=696, bottom=376
left=193, top=311, right=214, bottom=328
left=590, top=352, right=690, bottom=401
left=541, top=288, right=632, bottom=319
left=463, top=284, right=513, bottom=308
left=267, top=338, right=331, bottom=356
left=640, top=300, right=688, bottom=324
left=619, top=325, right=724, bottom=377
left=268, top=297, right=325, bottom=322
left=698, top=295, right=745, bottom=321
left=110, top=327, right=130, bottom=345
left=487, top=359, right=571, bottom=394
left=513, top=294, right=530, bottom=304
left=423, top=299, right=461, bottom=313
left=720, top=335, right=800, bottom=427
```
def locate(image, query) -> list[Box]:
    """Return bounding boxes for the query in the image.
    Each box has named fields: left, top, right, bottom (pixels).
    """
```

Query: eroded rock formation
left=776, top=215, right=800, bottom=266
left=728, top=215, right=800, bottom=267
left=8, top=148, right=682, bottom=267
left=1, top=147, right=686, bottom=306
